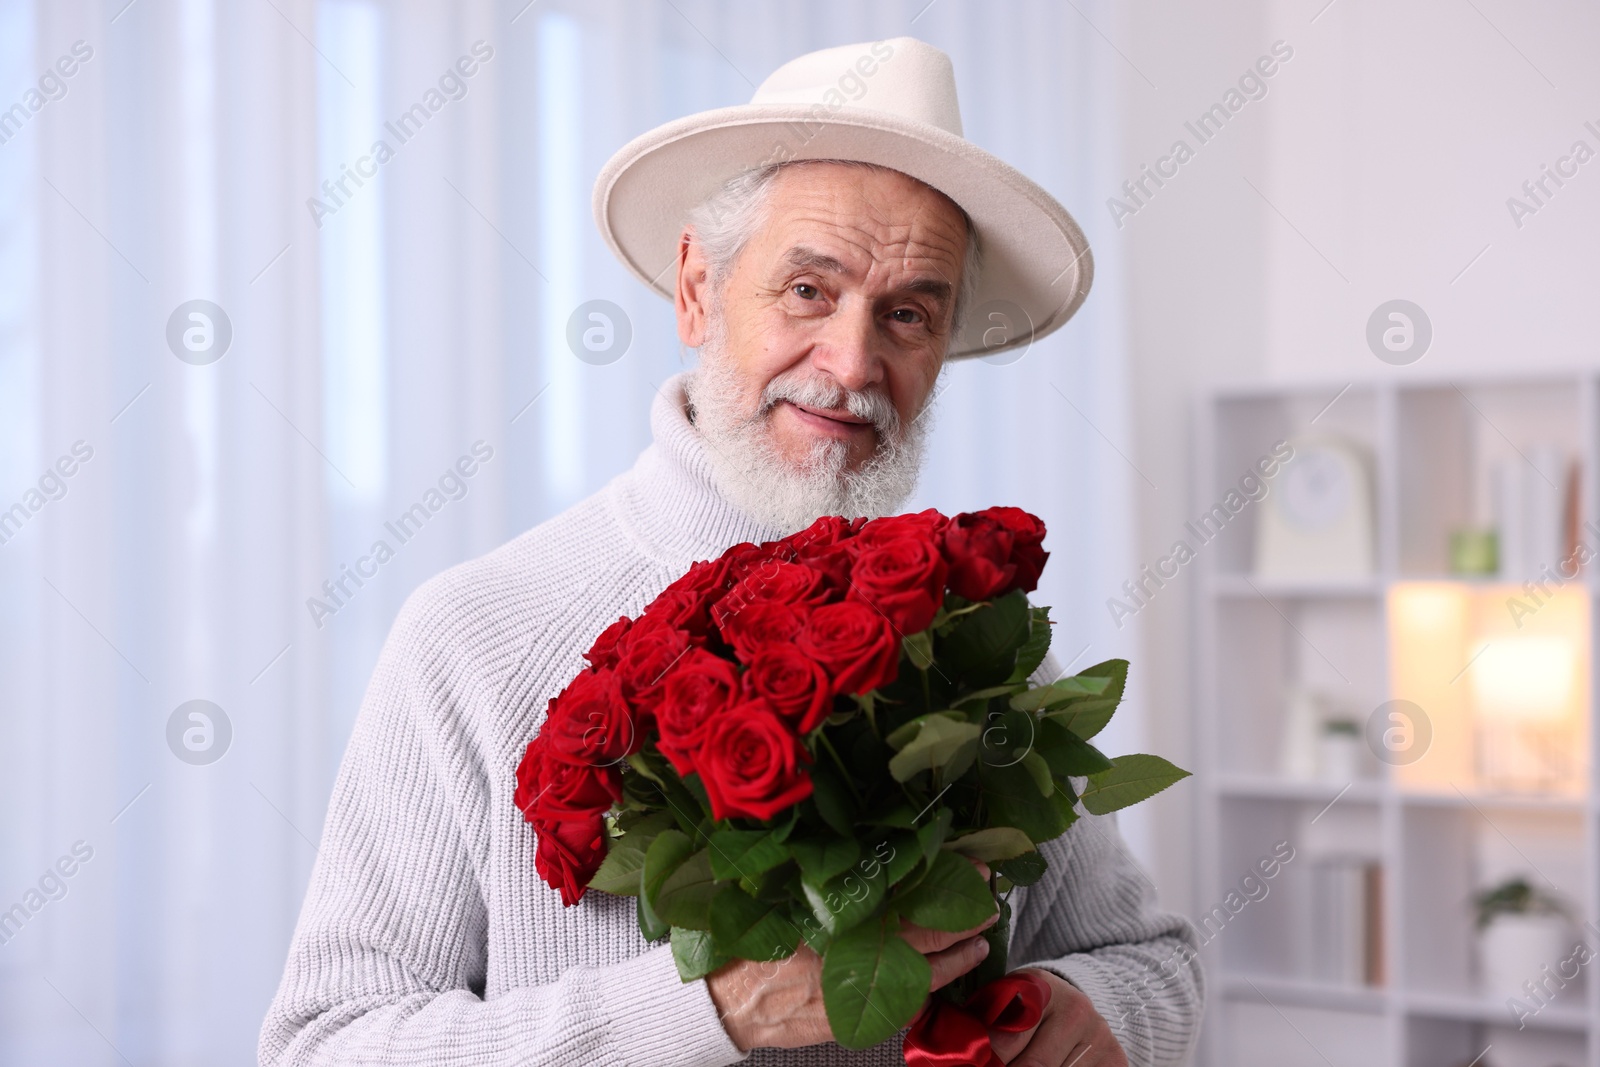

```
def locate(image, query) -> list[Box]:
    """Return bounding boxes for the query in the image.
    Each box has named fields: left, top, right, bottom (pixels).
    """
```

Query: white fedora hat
left=592, top=37, right=1093, bottom=360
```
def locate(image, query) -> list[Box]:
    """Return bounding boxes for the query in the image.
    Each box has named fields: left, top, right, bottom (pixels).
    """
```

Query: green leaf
left=886, top=710, right=962, bottom=750
left=625, top=751, right=666, bottom=785
left=708, top=828, right=790, bottom=882
left=791, top=835, right=861, bottom=885
left=803, top=863, right=887, bottom=936
left=863, top=803, right=920, bottom=829
left=903, top=629, right=935, bottom=670
left=741, top=860, right=797, bottom=903
left=894, top=850, right=996, bottom=932
left=653, top=848, right=719, bottom=930
left=637, top=888, right=670, bottom=942
left=821, top=921, right=931, bottom=1049
left=642, top=830, right=693, bottom=905
left=916, top=808, right=953, bottom=868
left=638, top=759, right=711, bottom=836
left=1021, top=750, right=1054, bottom=797
left=943, top=826, right=1037, bottom=864
left=1081, top=754, right=1192, bottom=815
left=1050, top=780, right=1081, bottom=836
left=1007, top=605, right=1053, bottom=684
left=978, top=760, right=1068, bottom=842
left=1045, top=700, right=1117, bottom=740
left=950, top=683, right=1028, bottom=707
left=588, top=811, right=677, bottom=895
left=1009, top=675, right=1112, bottom=712
left=589, top=840, right=648, bottom=895
left=881, top=832, right=922, bottom=887
left=795, top=903, right=831, bottom=955
left=710, top=885, right=801, bottom=961
left=809, top=759, right=858, bottom=836
left=671, top=926, right=726, bottom=981
left=977, top=708, right=1037, bottom=767
left=938, top=590, right=1031, bottom=687
left=887, top=715, right=983, bottom=782
left=1079, top=658, right=1129, bottom=704
left=996, top=850, right=1048, bottom=887
left=1035, top=717, right=1114, bottom=776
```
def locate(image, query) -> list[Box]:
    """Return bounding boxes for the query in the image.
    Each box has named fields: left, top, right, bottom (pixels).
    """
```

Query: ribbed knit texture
left=258, top=372, right=1204, bottom=1067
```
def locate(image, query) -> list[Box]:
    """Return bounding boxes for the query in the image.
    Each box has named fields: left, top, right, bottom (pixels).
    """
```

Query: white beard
left=684, top=311, right=939, bottom=534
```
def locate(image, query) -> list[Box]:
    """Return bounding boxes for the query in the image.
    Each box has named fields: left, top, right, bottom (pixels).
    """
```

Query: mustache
left=759, top=371, right=901, bottom=439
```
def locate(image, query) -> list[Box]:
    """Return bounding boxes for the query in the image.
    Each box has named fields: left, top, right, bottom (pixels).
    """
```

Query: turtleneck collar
left=607, top=371, right=791, bottom=569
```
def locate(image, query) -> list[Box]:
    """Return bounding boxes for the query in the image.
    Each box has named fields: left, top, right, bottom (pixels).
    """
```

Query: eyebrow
left=781, top=245, right=954, bottom=305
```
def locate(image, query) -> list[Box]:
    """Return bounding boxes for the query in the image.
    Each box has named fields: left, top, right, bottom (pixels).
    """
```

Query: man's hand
left=989, top=969, right=1126, bottom=1067
left=705, top=913, right=998, bottom=1052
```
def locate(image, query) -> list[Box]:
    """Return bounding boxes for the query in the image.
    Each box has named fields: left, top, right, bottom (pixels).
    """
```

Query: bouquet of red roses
left=515, top=507, right=1187, bottom=1055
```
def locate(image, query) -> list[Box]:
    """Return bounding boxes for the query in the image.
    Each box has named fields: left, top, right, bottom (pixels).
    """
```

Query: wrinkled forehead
left=753, top=163, right=970, bottom=289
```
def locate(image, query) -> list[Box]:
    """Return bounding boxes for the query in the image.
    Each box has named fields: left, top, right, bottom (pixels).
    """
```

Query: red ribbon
left=902, top=972, right=1052, bottom=1067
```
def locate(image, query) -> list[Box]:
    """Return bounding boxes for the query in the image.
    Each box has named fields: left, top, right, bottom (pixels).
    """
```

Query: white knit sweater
left=258, top=373, right=1203, bottom=1067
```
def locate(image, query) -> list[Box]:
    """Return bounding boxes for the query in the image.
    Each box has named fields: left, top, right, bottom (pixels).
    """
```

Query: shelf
left=1210, top=574, right=1385, bottom=598
left=1402, top=988, right=1590, bottom=1032
left=1211, top=573, right=1384, bottom=599
left=1219, top=971, right=1388, bottom=1014
left=1397, top=788, right=1588, bottom=813
left=1215, top=774, right=1384, bottom=804
left=1197, top=374, right=1600, bottom=1066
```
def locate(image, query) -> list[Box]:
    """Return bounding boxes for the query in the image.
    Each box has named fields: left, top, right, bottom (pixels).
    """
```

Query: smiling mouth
left=778, top=399, right=876, bottom=434
left=774, top=399, right=876, bottom=438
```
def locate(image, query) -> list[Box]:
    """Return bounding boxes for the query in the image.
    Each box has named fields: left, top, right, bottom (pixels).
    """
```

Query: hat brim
left=592, top=104, right=1094, bottom=360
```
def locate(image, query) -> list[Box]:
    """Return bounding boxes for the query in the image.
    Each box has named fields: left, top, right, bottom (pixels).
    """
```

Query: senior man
left=260, top=37, right=1201, bottom=1067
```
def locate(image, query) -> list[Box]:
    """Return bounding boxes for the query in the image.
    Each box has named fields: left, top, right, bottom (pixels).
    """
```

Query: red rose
left=583, top=616, right=633, bottom=671
left=655, top=649, right=741, bottom=775
left=614, top=618, right=692, bottom=715
left=694, top=698, right=814, bottom=820
left=713, top=561, right=831, bottom=629
left=776, top=516, right=868, bottom=592
left=533, top=813, right=608, bottom=906
left=723, top=540, right=786, bottom=583
left=796, top=601, right=901, bottom=695
left=856, top=508, right=948, bottom=549
left=540, top=669, right=639, bottom=765
left=848, top=537, right=948, bottom=636
left=661, top=555, right=735, bottom=602
left=779, top=515, right=866, bottom=556
left=644, top=587, right=715, bottom=639
left=979, top=506, right=1049, bottom=592
left=514, top=736, right=621, bottom=819
left=718, top=599, right=809, bottom=662
left=942, top=513, right=1017, bottom=600
left=744, top=644, right=834, bottom=733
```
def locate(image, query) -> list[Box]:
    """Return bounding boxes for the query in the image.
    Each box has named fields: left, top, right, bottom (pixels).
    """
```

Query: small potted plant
left=1474, top=877, right=1572, bottom=1001
left=1316, top=718, right=1364, bottom=781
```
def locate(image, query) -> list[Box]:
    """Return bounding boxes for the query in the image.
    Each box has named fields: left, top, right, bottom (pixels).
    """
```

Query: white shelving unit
left=1193, top=376, right=1600, bottom=1067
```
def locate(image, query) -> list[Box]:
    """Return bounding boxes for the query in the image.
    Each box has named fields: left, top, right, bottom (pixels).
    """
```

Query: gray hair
left=685, top=160, right=982, bottom=339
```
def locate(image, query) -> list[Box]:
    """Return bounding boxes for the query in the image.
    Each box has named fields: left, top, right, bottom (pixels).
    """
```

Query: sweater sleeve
left=1006, top=810, right=1204, bottom=1067
left=1002, top=652, right=1205, bottom=1067
left=257, top=589, right=747, bottom=1067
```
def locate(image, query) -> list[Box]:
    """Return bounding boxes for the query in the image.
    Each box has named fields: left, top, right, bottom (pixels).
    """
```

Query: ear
left=675, top=227, right=711, bottom=348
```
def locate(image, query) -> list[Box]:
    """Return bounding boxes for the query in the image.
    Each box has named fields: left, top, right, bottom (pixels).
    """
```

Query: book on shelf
left=1305, top=857, right=1385, bottom=987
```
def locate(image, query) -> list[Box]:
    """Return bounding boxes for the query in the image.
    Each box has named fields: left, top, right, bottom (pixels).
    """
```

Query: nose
left=806, top=299, right=884, bottom=396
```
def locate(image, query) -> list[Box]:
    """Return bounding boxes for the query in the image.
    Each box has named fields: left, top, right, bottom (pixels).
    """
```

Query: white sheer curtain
left=0, top=0, right=1134, bottom=1061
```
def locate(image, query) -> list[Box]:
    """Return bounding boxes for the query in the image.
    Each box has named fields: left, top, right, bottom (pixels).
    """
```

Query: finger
left=986, top=1020, right=1039, bottom=1063
left=926, top=934, right=990, bottom=991
left=900, top=910, right=999, bottom=954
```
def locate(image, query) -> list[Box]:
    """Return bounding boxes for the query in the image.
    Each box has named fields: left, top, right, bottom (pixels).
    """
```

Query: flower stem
left=817, top=731, right=864, bottom=808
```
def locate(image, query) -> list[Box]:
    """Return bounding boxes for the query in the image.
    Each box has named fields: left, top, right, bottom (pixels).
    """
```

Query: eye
left=793, top=283, right=820, bottom=300
left=890, top=307, right=923, bottom=324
